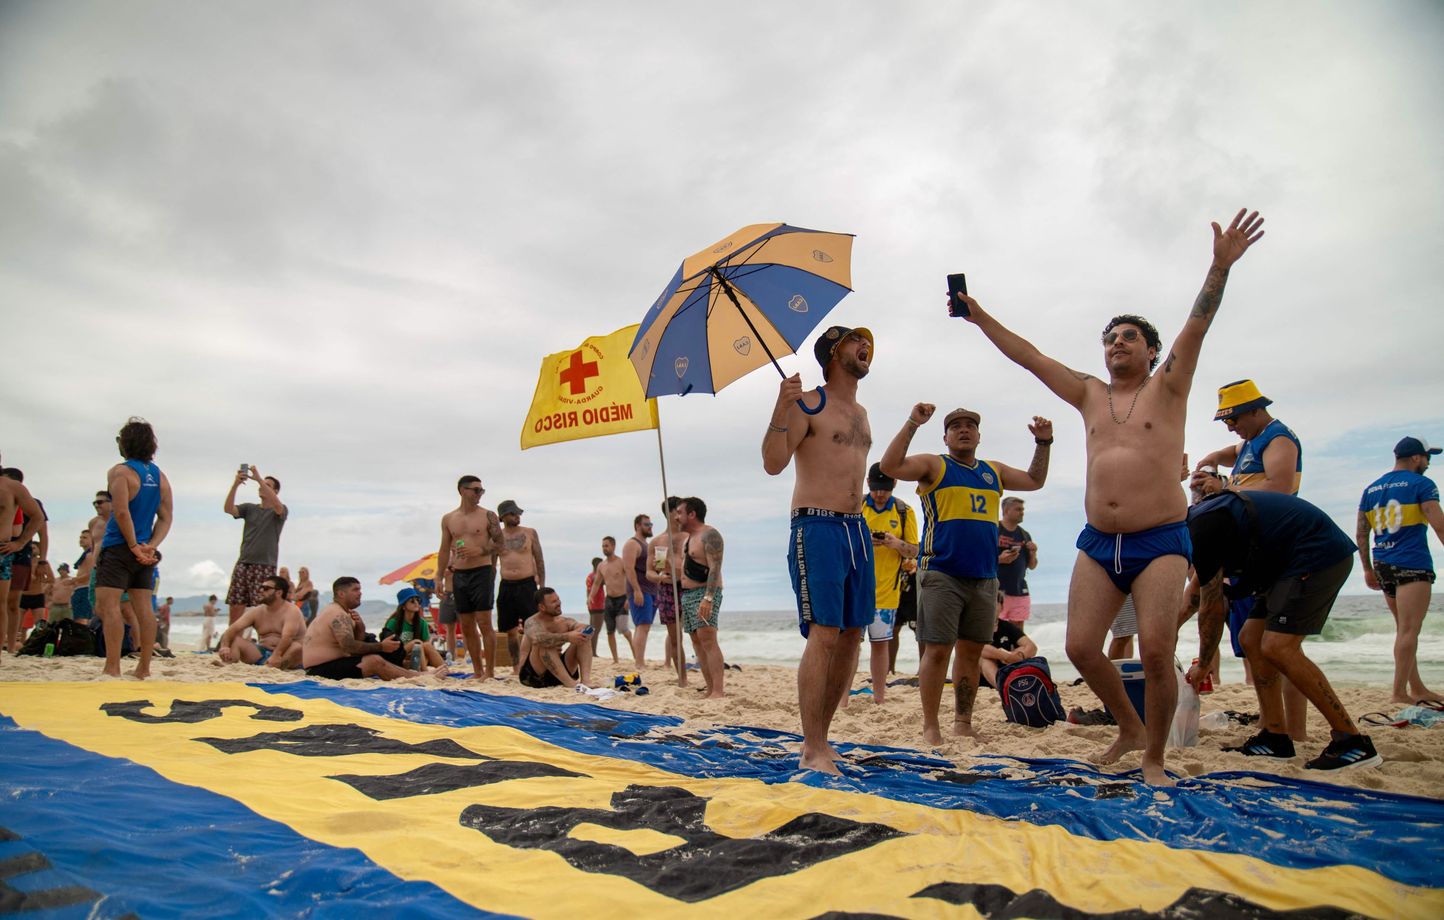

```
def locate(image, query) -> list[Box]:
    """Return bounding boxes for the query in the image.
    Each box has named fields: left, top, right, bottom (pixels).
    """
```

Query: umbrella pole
left=653, top=406, right=688, bottom=687
left=711, top=269, right=786, bottom=379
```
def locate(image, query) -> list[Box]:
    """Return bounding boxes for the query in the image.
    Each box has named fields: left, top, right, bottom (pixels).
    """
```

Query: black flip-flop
left=1360, top=711, right=1409, bottom=728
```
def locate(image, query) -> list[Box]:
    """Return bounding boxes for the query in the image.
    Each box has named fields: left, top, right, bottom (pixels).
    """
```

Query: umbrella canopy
left=629, top=223, right=854, bottom=397
left=377, top=552, right=438, bottom=586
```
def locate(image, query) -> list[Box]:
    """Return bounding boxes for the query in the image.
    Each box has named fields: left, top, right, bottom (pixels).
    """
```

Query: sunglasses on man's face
left=463, top=486, right=484, bottom=494
left=1102, top=328, right=1143, bottom=346
left=93, top=501, right=106, bottom=507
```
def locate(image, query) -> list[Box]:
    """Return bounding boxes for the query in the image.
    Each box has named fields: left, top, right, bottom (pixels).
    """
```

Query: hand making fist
left=910, top=403, right=936, bottom=425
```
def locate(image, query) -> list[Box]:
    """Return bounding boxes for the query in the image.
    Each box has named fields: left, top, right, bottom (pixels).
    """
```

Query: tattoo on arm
left=702, top=529, right=724, bottom=591
left=1196, top=575, right=1226, bottom=661
left=1162, top=351, right=1178, bottom=374
left=330, top=617, right=376, bottom=656
left=524, top=616, right=565, bottom=648
left=1026, top=443, right=1050, bottom=484
left=1355, top=512, right=1374, bottom=568
left=1189, top=264, right=1230, bottom=321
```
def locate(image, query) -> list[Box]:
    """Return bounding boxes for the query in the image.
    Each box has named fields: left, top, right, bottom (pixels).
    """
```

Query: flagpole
left=653, top=404, right=688, bottom=687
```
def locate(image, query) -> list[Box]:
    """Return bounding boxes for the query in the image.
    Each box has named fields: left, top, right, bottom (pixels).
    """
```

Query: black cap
left=867, top=462, right=895, bottom=491
left=497, top=499, right=524, bottom=516
left=812, top=325, right=875, bottom=368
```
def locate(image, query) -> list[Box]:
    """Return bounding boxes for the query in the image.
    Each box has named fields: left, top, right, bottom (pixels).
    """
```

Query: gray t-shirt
left=235, top=502, right=287, bottom=566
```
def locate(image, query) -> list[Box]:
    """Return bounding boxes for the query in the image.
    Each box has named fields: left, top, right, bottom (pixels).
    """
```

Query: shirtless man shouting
left=215, top=574, right=305, bottom=669
left=495, top=499, right=545, bottom=674
left=762, top=324, right=874, bottom=774
left=436, top=476, right=503, bottom=678
left=962, top=208, right=1266, bottom=784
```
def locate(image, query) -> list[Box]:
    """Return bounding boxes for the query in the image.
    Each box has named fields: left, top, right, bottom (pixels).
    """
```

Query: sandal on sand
left=1416, top=699, right=1444, bottom=712
left=1360, top=711, right=1409, bottom=728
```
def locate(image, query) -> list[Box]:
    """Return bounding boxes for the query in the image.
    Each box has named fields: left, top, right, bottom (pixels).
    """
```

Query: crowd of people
left=4, top=211, right=1442, bottom=787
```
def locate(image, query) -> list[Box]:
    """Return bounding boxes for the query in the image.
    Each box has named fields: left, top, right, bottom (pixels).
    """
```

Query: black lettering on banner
left=101, top=699, right=304, bottom=724
left=0, top=826, right=107, bottom=913
left=197, top=723, right=484, bottom=759
left=330, top=760, right=586, bottom=801
left=460, top=784, right=905, bottom=902
left=910, top=882, right=1359, bottom=919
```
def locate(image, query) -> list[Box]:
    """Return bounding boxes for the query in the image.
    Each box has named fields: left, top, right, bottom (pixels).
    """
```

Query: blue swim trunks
left=253, top=647, right=273, bottom=667
left=629, top=592, right=656, bottom=626
left=1076, top=521, right=1192, bottom=593
left=0, top=553, right=11, bottom=582
left=788, top=508, right=875, bottom=638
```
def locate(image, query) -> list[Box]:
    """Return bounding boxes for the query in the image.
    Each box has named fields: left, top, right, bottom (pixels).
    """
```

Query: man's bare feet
left=129, top=667, right=150, bottom=680
left=1140, top=757, right=1174, bottom=787
left=102, top=665, right=122, bottom=678
left=1091, top=730, right=1145, bottom=765
left=703, top=690, right=725, bottom=699
left=799, top=746, right=842, bottom=775
left=922, top=725, right=944, bottom=746
left=872, top=692, right=885, bottom=705
left=952, top=719, right=977, bottom=738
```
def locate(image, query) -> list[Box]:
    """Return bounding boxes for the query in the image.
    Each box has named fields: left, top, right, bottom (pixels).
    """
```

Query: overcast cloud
left=2, top=1, right=1441, bottom=608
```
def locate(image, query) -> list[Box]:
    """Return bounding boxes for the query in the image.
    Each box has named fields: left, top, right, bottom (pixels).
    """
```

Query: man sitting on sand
left=518, top=586, right=592, bottom=689
left=302, top=576, right=417, bottom=680
left=215, top=575, right=304, bottom=669
left=980, top=591, right=1039, bottom=689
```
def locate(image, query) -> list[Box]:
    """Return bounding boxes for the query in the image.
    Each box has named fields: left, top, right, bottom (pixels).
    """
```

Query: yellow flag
left=520, top=324, right=660, bottom=449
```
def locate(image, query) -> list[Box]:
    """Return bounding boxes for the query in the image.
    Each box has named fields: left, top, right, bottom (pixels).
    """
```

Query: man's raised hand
left=1027, top=416, right=1053, bottom=441
left=776, top=373, right=803, bottom=409
left=1212, top=209, right=1266, bottom=268
left=911, top=403, right=936, bottom=425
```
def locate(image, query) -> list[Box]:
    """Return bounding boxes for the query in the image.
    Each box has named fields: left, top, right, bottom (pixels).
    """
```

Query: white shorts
left=868, top=607, right=896, bottom=642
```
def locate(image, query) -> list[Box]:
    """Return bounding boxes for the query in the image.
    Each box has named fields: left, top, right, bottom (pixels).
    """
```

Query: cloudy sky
left=3, top=1, right=1441, bottom=610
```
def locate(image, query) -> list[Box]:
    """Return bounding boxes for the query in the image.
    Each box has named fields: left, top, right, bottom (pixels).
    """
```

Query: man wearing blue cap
left=1358, top=437, right=1444, bottom=705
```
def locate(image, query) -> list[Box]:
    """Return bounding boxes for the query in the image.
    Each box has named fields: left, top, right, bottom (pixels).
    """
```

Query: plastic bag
left=1167, top=666, right=1200, bottom=748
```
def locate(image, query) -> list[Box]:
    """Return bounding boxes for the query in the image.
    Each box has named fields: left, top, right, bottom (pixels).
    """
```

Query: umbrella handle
left=798, top=388, right=826, bottom=415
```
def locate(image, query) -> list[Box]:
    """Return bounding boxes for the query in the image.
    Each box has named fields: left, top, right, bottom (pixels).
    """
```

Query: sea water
left=165, top=594, right=1444, bottom=686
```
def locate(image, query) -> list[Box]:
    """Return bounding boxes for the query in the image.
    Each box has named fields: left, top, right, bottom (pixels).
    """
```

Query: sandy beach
left=5, top=647, right=1440, bottom=799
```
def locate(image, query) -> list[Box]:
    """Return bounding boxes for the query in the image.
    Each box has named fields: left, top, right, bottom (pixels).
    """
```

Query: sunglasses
left=1102, top=328, right=1143, bottom=346
left=463, top=486, right=485, bottom=494
left=93, top=500, right=108, bottom=506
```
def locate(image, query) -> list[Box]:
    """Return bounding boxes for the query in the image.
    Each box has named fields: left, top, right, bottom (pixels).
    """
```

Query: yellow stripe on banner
left=2, top=682, right=1438, bottom=919
left=931, top=484, right=999, bottom=523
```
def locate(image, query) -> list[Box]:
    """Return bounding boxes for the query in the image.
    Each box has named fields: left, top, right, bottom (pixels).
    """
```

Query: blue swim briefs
left=1076, top=520, right=1191, bottom=594
left=629, top=592, right=656, bottom=626
left=788, top=508, right=875, bottom=638
left=254, top=647, right=273, bottom=667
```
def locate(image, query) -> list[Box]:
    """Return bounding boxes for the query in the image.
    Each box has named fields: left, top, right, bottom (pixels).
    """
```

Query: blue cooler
left=1110, top=660, right=1148, bottom=723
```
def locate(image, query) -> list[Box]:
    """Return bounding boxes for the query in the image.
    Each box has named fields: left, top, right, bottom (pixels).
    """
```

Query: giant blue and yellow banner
left=2, top=681, right=1440, bottom=918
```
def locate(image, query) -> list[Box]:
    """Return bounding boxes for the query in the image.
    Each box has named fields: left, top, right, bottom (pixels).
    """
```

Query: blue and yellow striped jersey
left=917, top=455, right=1003, bottom=579
left=1232, top=419, right=1302, bottom=494
left=1360, top=470, right=1439, bottom=570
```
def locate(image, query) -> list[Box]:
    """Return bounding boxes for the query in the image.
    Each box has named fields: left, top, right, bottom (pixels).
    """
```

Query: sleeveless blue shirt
left=102, top=460, right=162, bottom=549
left=917, top=455, right=1003, bottom=579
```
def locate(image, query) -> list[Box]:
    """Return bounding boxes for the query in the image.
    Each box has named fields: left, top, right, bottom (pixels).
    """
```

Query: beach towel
left=2, top=680, right=1441, bottom=918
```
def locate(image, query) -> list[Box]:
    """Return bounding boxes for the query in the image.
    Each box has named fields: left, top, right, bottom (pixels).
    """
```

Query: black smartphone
left=871, top=531, right=887, bottom=541
left=947, top=273, right=969, bottom=316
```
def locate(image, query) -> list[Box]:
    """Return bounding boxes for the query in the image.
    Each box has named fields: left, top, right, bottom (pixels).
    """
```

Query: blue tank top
left=102, top=460, right=162, bottom=548
left=917, top=455, right=1003, bottom=579
left=1232, top=418, right=1302, bottom=494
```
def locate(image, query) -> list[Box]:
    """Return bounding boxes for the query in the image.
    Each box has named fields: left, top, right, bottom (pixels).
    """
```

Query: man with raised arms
left=881, top=407, right=1050, bottom=745
left=762, top=324, right=874, bottom=774
left=959, top=208, right=1265, bottom=784
left=495, top=498, right=545, bottom=675
left=435, top=476, right=503, bottom=678
left=215, top=575, right=305, bottom=669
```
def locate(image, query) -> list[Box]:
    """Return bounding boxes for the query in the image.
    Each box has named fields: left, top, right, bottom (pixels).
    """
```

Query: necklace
left=1107, top=375, right=1149, bottom=425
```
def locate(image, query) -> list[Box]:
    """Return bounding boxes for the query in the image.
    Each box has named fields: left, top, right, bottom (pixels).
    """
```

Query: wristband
left=906, top=418, right=921, bottom=428
left=703, top=594, right=715, bottom=602
left=1034, top=438, right=1053, bottom=445
left=768, top=423, right=788, bottom=433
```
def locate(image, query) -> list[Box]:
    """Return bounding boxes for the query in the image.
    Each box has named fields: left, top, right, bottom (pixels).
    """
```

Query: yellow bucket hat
left=1214, top=379, right=1272, bottom=421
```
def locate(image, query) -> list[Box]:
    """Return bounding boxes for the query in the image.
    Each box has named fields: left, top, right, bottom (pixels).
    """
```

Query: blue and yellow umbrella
left=628, top=223, right=855, bottom=397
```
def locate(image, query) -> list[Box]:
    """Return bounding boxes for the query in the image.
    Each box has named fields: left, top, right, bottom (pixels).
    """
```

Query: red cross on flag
left=520, top=324, right=659, bottom=449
